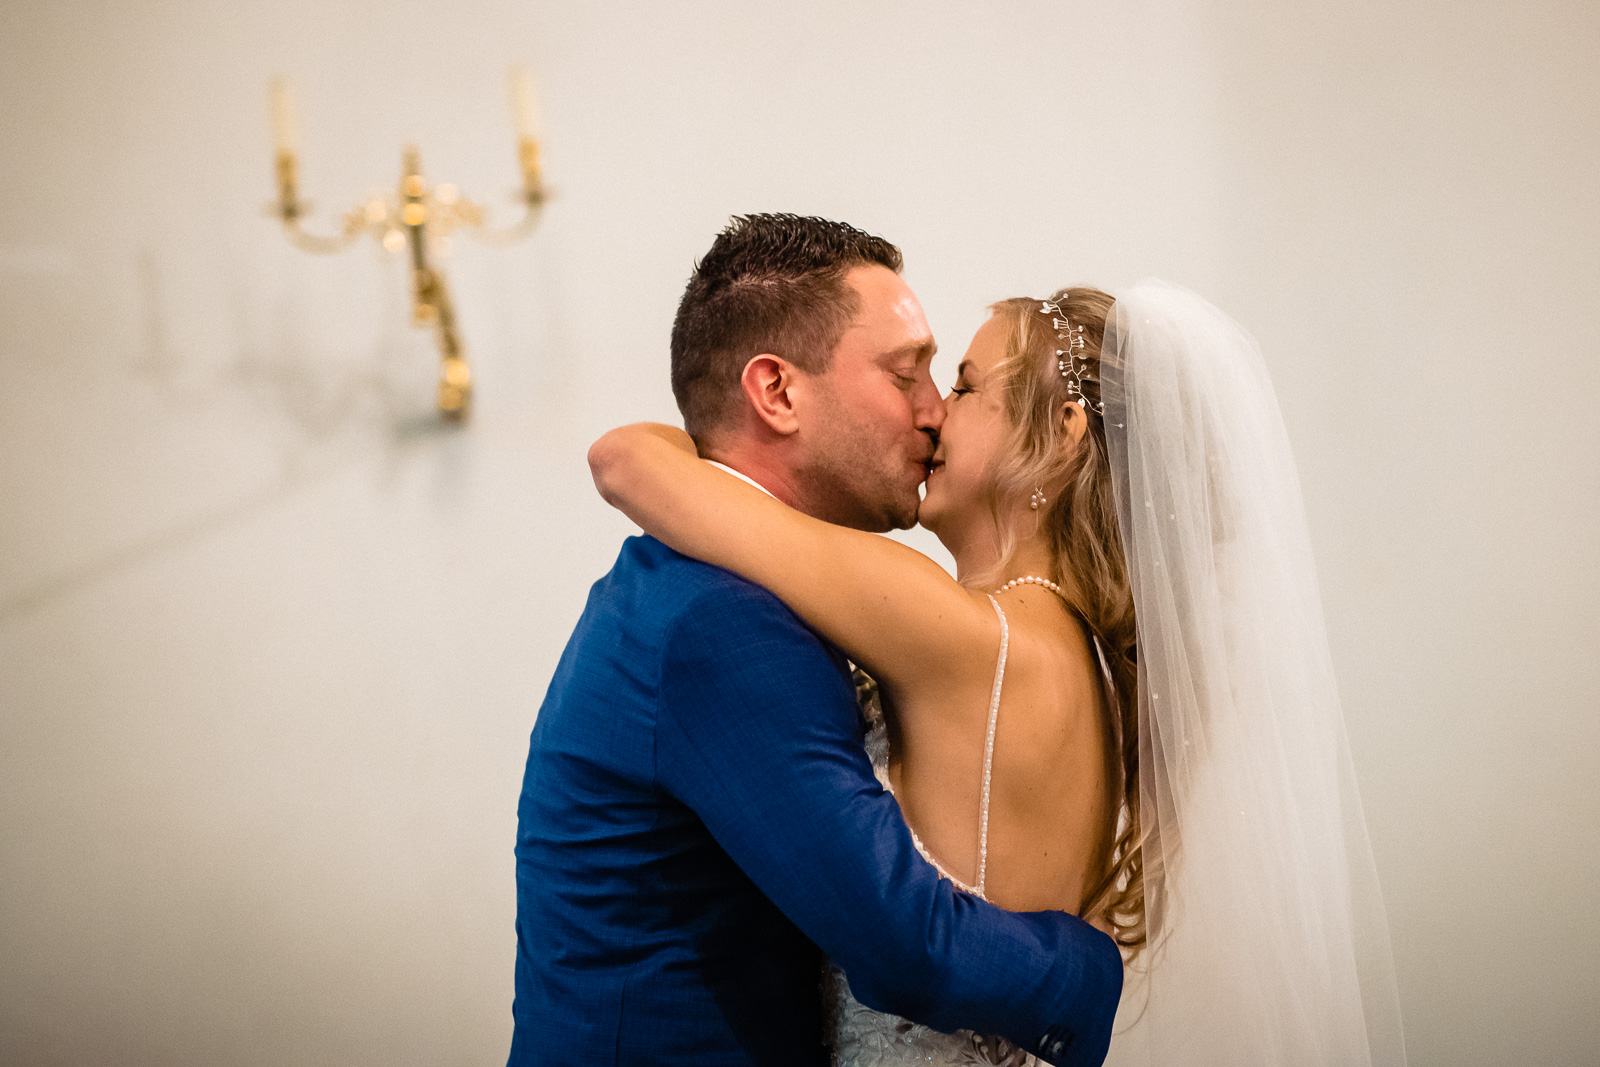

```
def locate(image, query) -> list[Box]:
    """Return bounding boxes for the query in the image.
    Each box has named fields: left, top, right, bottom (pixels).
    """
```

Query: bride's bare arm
left=588, top=423, right=996, bottom=698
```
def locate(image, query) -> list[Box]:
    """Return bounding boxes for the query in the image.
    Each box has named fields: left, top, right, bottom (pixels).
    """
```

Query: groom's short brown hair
left=671, top=214, right=903, bottom=440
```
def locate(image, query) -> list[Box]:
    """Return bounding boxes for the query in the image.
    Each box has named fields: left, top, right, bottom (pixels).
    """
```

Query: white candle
left=509, top=66, right=541, bottom=142
left=269, top=76, right=300, bottom=156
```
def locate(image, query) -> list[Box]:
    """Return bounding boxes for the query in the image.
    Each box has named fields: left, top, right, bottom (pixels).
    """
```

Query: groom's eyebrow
left=884, top=339, right=937, bottom=363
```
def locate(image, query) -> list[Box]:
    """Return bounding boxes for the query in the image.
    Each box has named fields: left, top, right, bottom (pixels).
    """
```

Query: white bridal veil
left=1101, top=281, right=1407, bottom=1067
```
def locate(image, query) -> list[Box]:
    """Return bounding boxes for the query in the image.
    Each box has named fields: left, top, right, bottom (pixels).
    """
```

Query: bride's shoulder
left=998, top=598, right=1106, bottom=707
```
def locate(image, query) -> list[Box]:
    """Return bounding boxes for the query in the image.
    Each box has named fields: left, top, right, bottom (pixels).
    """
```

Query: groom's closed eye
left=879, top=341, right=936, bottom=381
left=886, top=359, right=924, bottom=387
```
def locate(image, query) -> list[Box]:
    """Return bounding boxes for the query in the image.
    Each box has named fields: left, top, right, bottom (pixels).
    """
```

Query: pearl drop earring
left=1029, top=488, right=1047, bottom=511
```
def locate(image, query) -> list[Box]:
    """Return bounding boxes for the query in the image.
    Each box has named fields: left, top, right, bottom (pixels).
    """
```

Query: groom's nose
left=911, top=377, right=946, bottom=436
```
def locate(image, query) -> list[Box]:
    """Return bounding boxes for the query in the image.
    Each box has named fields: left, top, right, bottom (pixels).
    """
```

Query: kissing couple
left=508, top=215, right=1405, bottom=1067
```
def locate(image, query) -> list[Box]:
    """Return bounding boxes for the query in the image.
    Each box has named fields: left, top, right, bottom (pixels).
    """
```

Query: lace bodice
left=824, top=598, right=1042, bottom=1067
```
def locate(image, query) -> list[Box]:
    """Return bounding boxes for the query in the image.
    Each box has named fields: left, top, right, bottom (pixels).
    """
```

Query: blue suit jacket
left=511, top=536, right=1121, bottom=1066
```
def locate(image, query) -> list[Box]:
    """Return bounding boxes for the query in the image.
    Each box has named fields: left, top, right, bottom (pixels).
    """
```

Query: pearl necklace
left=993, top=575, right=1067, bottom=599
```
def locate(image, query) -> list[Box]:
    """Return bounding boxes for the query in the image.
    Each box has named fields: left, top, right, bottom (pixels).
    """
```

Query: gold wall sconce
left=266, top=70, right=549, bottom=420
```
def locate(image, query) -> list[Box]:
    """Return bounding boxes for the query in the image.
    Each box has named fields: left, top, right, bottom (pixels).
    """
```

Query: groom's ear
left=739, top=354, right=803, bottom=436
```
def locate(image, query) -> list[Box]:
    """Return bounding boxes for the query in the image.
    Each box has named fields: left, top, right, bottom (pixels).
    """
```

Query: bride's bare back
left=885, top=586, right=1116, bottom=915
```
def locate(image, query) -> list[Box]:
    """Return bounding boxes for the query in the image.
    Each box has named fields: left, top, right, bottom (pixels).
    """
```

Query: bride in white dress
left=590, top=280, right=1406, bottom=1067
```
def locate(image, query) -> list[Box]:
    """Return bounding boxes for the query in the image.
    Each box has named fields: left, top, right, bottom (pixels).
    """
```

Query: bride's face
left=920, top=314, right=1014, bottom=543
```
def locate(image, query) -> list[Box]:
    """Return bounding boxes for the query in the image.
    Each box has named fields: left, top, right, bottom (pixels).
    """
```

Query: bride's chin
left=917, top=490, right=949, bottom=536
left=918, top=488, right=981, bottom=552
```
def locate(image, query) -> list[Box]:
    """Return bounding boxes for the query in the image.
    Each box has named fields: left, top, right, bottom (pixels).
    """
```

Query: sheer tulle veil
left=1100, top=280, right=1406, bottom=1066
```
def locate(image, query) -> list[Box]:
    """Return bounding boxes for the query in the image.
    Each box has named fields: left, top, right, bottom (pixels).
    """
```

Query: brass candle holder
left=266, top=71, right=549, bottom=420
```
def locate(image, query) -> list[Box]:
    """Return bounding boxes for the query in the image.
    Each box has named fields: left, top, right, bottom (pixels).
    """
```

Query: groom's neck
left=696, top=440, right=815, bottom=518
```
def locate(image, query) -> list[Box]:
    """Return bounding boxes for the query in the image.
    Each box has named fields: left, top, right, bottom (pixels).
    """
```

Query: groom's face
left=791, top=265, right=944, bottom=532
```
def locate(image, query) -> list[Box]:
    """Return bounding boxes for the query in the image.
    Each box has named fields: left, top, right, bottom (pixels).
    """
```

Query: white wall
left=1, top=2, right=1595, bottom=1064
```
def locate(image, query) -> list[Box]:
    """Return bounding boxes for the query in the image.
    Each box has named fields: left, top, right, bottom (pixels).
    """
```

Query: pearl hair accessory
left=994, top=574, right=1067, bottom=598
left=1040, top=298, right=1104, bottom=416
left=1029, top=487, right=1047, bottom=510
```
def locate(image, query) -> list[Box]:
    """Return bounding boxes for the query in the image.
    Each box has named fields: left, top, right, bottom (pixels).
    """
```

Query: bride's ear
left=740, top=354, right=803, bottom=436
left=1059, top=400, right=1090, bottom=451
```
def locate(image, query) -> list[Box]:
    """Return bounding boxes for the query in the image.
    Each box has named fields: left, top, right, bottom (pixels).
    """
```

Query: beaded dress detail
left=823, top=597, right=1042, bottom=1067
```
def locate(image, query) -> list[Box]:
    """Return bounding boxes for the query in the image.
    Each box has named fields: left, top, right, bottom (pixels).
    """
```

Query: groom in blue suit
left=510, top=215, right=1122, bottom=1066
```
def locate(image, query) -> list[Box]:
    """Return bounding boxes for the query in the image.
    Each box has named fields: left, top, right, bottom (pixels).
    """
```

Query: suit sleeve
left=654, top=582, right=1122, bottom=1067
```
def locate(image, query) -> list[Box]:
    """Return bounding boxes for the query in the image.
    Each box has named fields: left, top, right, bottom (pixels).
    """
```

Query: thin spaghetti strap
left=976, top=594, right=1009, bottom=897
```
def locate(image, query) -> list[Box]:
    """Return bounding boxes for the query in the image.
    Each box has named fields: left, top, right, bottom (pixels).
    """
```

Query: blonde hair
left=980, top=287, right=1146, bottom=958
